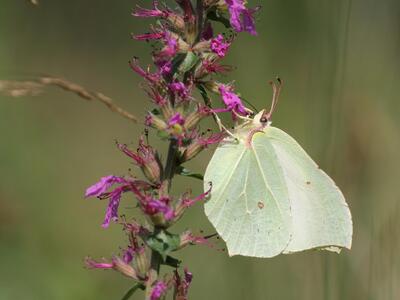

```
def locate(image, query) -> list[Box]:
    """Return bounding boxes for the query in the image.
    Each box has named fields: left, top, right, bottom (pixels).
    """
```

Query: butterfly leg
left=232, top=110, right=253, bottom=121
left=212, top=111, right=237, bottom=140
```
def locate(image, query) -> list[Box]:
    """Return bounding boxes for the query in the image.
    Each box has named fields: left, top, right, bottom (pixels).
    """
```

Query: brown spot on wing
left=257, top=201, right=264, bottom=209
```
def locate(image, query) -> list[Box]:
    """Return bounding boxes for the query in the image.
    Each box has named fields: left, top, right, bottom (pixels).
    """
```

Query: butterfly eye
left=260, top=116, right=269, bottom=124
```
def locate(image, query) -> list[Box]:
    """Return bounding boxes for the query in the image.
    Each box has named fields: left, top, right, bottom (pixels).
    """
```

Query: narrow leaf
left=178, top=167, right=204, bottom=180
left=143, top=230, right=181, bottom=260
left=179, top=51, right=200, bottom=73
left=121, top=284, right=145, bottom=300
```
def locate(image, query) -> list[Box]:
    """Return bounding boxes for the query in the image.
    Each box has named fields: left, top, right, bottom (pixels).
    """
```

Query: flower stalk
left=85, top=1, right=260, bottom=299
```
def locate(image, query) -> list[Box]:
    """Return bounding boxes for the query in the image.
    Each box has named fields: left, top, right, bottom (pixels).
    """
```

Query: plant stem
left=164, top=139, right=179, bottom=190
left=146, top=139, right=180, bottom=298
left=150, top=244, right=163, bottom=274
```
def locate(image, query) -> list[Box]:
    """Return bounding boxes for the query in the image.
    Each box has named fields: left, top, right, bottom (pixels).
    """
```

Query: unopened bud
left=192, top=40, right=211, bottom=53
left=146, top=113, right=168, bottom=131
left=184, top=106, right=211, bottom=130
left=112, top=256, right=138, bottom=280
left=160, top=102, right=174, bottom=120
left=204, top=80, right=220, bottom=94
left=142, top=156, right=162, bottom=184
left=135, top=248, right=149, bottom=277
left=167, top=13, right=185, bottom=32
left=183, top=142, right=203, bottom=162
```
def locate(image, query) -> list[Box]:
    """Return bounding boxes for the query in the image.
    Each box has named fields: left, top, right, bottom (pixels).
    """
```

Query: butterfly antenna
left=261, top=77, right=283, bottom=122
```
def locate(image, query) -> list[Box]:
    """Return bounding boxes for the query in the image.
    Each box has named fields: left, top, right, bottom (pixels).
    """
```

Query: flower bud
left=145, top=113, right=168, bottom=131
left=135, top=247, right=149, bottom=277
left=184, top=105, right=211, bottom=130
left=166, top=13, right=185, bottom=32
left=203, top=80, right=220, bottom=94
left=112, top=256, right=139, bottom=280
left=192, top=40, right=211, bottom=53
left=118, top=138, right=163, bottom=184
left=183, top=131, right=224, bottom=161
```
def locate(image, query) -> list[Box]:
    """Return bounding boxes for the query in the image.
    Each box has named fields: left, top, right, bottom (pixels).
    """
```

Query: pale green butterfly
left=204, top=80, right=352, bottom=258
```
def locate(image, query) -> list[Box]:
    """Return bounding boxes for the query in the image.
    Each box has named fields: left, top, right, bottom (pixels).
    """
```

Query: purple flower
left=184, top=269, right=193, bottom=284
left=102, top=187, right=124, bottom=228
left=174, top=268, right=193, bottom=299
left=133, top=31, right=165, bottom=41
left=85, top=175, right=125, bottom=198
left=128, top=184, right=175, bottom=221
left=225, top=0, right=258, bottom=35
left=150, top=281, right=168, bottom=300
left=179, top=183, right=212, bottom=208
left=218, top=84, right=248, bottom=116
left=85, top=176, right=129, bottom=228
left=146, top=87, right=168, bottom=107
left=183, top=130, right=225, bottom=161
left=156, top=32, right=179, bottom=59
left=202, top=59, right=232, bottom=74
left=155, top=59, right=172, bottom=76
left=122, top=247, right=135, bottom=264
left=86, top=176, right=152, bottom=227
left=129, top=58, right=160, bottom=83
left=117, top=137, right=162, bottom=183
left=168, top=81, right=190, bottom=100
left=210, top=34, right=231, bottom=58
left=202, top=22, right=214, bottom=40
left=132, top=1, right=170, bottom=18
left=146, top=198, right=175, bottom=220
left=85, top=258, right=113, bottom=269
left=168, top=113, right=185, bottom=127
left=85, top=255, right=138, bottom=279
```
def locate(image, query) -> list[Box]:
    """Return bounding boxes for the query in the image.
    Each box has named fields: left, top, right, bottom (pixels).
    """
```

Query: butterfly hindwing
left=263, top=127, right=353, bottom=253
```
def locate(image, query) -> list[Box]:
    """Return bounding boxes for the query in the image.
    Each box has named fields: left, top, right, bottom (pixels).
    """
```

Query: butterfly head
left=252, top=110, right=272, bottom=128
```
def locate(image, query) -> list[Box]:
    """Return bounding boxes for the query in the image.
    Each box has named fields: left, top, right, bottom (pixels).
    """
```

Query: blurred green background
left=1, top=0, right=399, bottom=299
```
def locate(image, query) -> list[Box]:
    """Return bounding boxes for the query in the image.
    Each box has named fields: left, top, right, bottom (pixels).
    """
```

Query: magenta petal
left=224, top=0, right=258, bottom=35
left=85, top=176, right=123, bottom=198
left=218, top=84, right=248, bottom=116
left=150, top=281, right=168, bottom=300
left=210, top=34, right=230, bottom=58
left=123, top=247, right=135, bottom=264
left=242, top=10, right=257, bottom=35
left=146, top=199, right=175, bottom=220
left=101, top=188, right=124, bottom=228
left=168, top=113, right=185, bottom=126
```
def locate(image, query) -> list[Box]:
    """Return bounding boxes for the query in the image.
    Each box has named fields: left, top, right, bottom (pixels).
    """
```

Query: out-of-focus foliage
left=0, top=0, right=399, bottom=299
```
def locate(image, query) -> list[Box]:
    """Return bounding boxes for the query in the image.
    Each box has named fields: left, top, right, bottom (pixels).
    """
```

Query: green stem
left=147, top=139, right=180, bottom=298
left=121, top=284, right=145, bottom=300
left=150, top=246, right=163, bottom=274
left=163, top=139, right=179, bottom=189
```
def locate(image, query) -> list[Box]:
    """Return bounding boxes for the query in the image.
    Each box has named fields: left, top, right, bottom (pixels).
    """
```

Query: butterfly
left=204, top=79, right=352, bottom=257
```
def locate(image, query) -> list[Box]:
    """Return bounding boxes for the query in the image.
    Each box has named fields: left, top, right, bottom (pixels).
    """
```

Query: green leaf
left=207, top=10, right=231, bottom=29
left=163, top=255, right=181, bottom=268
left=177, top=166, right=204, bottom=180
left=121, top=284, right=145, bottom=300
left=143, top=230, right=181, bottom=260
left=196, top=84, right=212, bottom=107
left=157, top=130, right=170, bottom=140
left=179, top=51, right=200, bottom=73
left=151, top=108, right=161, bottom=115
left=170, top=53, right=187, bottom=76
